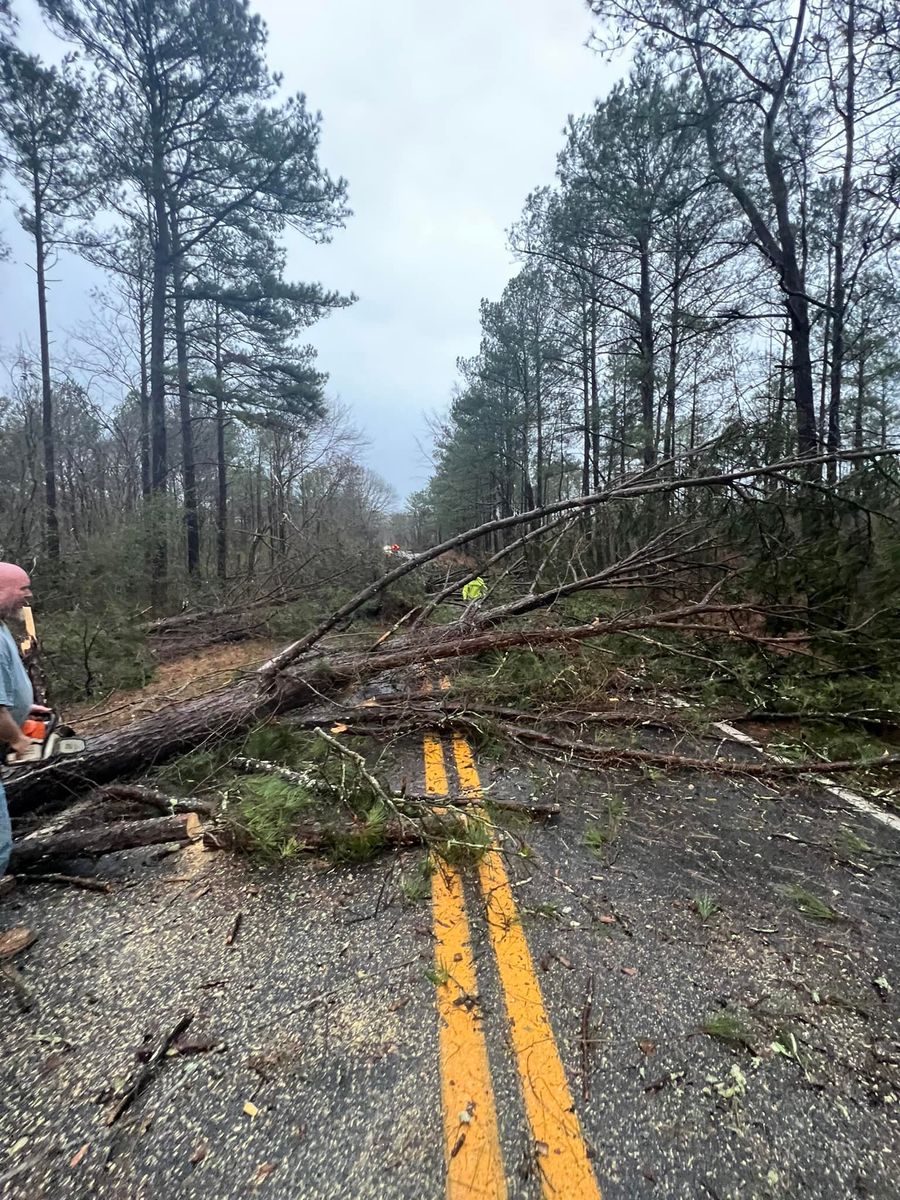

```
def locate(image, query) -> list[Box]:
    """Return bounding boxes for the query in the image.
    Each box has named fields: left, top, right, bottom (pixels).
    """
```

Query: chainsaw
left=5, top=606, right=85, bottom=766
left=6, top=709, right=86, bottom=765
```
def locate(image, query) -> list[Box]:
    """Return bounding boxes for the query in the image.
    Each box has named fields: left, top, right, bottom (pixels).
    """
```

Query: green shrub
left=40, top=607, right=154, bottom=703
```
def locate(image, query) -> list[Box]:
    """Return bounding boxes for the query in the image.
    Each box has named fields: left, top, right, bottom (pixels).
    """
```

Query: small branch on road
left=500, top=723, right=900, bottom=778
left=580, top=973, right=597, bottom=1102
left=15, top=872, right=113, bottom=893
left=106, top=1012, right=195, bottom=1126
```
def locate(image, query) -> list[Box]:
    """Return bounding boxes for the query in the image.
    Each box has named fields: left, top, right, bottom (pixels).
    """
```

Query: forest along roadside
left=0, top=693, right=897, bottom=1198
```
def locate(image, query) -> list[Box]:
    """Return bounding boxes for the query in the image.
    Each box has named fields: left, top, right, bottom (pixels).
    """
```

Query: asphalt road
left=0, top=717, right=898, bottom=1199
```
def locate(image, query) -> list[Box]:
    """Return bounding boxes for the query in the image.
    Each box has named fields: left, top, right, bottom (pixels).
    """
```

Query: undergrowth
left=38, top=606, right=155, bottom=703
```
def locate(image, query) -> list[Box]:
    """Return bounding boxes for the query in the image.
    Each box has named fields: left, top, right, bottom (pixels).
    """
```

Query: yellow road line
left=425, top=733, right=508, bottom=1200
left=452, top=735, right=602, bottom=1200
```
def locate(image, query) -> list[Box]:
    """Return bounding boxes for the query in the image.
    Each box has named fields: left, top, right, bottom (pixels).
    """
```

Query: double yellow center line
left=425, top=729, right=602, bottom=1199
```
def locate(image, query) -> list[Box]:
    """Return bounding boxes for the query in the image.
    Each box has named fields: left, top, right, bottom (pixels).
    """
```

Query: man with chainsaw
left=0, top=563, right=37, bottom=877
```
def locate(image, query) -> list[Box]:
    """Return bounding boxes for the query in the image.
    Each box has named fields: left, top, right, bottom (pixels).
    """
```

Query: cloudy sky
left=1, top=0, right=620, bottom=502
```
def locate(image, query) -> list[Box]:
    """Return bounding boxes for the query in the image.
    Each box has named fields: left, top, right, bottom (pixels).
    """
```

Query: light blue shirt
left=0, top=623, right=33, bottom=726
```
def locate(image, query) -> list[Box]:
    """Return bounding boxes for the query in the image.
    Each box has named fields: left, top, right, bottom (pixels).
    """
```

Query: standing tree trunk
left=503, top=383, right=515, bottom=531
left=663, top=247, right=681, bottom=467
left=580, top=289, right=591, bottom=496
left=637, top=229, right=656, bottom=468
left=688, top=359, right=699, bottom=466
left=138, top=271, right=151, bottom=501
left=827, top=0, right=856, bottom=485
left=214, top=304, right=228, bottom=582
left=662, top=259, right=681, bottom=519
left=534, top=350, right=544, bottom=508
left=169, top=208, right=200, bottom=575
left=32, top=181, right=59, bottom=561
left=853, top=325, right=867, bottom=451
left=818, top=251, right=832, bottom=455
left=148, top=121, right=171, bottom=603
left=607, top=350, right=618, bottom=482
left=590, top=295, right=601, bottom=490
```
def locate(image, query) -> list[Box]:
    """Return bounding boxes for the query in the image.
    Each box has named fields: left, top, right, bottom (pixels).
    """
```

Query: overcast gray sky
left=1, top=0, right=619, bottom=502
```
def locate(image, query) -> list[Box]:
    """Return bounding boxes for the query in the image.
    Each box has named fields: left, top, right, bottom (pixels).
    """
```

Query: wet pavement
left=0, top=720, right=898, bottom=1199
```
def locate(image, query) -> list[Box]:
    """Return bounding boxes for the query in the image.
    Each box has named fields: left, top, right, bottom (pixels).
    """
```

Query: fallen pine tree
left=6, top=447, right=899, bottom=832
left=5, top=593, right=762, bottom=814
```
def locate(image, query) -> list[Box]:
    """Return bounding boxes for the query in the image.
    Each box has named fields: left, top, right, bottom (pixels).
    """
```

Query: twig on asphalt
left=106, top=1012, right=195, bottom=1127
left=225, top=912, right=243, bottom=946
left=580, top=973, right=596, bottom=1102
left=16, top=872, right=113, bottom=893
left=0, top=962, right=35, bottom=1011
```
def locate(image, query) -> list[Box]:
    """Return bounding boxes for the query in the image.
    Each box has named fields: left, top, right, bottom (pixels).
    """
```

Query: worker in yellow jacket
left=461, top=576, right=486, bottom=602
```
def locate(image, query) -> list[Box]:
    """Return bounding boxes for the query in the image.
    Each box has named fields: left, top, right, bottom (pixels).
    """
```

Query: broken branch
left=10, top=814, right=202, bottom=870
left=106, top=1012, right=195, bottom=1126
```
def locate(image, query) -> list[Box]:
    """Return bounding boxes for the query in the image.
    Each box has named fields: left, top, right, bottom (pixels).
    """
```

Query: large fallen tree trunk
left=10, top=813, right=202, bottom=869
left=6, top=675, right=295, bottom=815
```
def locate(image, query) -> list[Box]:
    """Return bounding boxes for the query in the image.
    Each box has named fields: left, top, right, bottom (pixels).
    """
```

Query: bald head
left=0, top=563, right=31, bottom=620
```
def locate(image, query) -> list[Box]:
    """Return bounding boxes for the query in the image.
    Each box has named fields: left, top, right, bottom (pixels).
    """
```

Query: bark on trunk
left=663, top=247, right=681, bottom=501
left=581, top=289, right=590, bottom=496
left=33, top=186, right=59, bottom=561
left=215, top=304, right=228, bottom=581
left=826, top=0, right=856, bottom=484
left=590, top=296, right=601, bottom=490
left=818, top=254, right=831, bottom=455
left=148, top=105, right=170, bottom=603
left=781, top=273, right=817, bottom=466
left=637, top=229, right=656, bottom=467
left=149, top=167, right=169, bottom=494
left=7, top=676, right=276, bottom=814
left=138, top=275, right=151, bottom=501
left=534, top=352, right=544, bottom=508
left=10, top=813, right=201, bottom=870
left=169, top=208, right=200, bottom=575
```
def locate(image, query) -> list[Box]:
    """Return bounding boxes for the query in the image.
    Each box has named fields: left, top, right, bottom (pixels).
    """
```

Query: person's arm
left=0, top=706, right=31, bottom=757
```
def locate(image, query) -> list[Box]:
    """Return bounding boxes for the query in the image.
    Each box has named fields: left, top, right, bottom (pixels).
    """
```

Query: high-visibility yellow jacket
left=461, top=577, right=486, bottom=601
